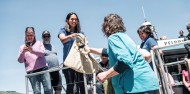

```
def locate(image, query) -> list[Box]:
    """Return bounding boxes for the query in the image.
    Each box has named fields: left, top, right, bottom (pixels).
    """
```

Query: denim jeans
left=28, top=67, right=53, bottom=94
left=96, top=81, right=103, bottom=94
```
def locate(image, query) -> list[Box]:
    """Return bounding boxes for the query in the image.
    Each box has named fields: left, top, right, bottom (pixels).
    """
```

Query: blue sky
left=0, top=0, right=190, bottom=93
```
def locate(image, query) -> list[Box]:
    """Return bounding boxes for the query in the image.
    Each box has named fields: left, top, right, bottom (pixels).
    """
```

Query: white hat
left=142, top=21, right=152, bottom=26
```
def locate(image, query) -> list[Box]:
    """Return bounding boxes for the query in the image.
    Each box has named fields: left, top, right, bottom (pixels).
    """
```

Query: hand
left=23, top=46, right=32, bottom=53
left=27, top=46, right=32, bottom=52
left=69, top=33, right=77, bottom=38
left=97, top=71, right=108, bottom=83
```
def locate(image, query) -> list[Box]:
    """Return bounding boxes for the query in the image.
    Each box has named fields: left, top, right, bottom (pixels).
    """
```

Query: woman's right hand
left=22, top=46, right=32, bottom=53
left=69, top=33, right=77, bottom=38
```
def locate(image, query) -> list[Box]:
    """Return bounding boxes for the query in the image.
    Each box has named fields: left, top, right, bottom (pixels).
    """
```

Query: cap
left=142, top=21, right=152, bottom=26
left=42, top=30, right=50, bottom=37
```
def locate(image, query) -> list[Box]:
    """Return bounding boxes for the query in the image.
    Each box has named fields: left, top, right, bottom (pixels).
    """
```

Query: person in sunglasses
left=42, top=30, right=62, bottom=94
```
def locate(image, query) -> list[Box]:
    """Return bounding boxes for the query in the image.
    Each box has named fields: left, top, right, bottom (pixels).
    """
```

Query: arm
left=139, top=49, right=151, bottom=61
left=151, top=45, right=158, bottom=50
left=168, top=73, right=175, bottom=86
left=182, top=73, right=190, bottom=91
left=97, top=67, right=119, bottom=82
left=44, top=45, right=57, bottom=56
left=97, top=35, right=131, bottom=82
left=18, top=46, right=25, bottom=63
left=151, top=45, right=163, bottom=54
left=52, top=45, right=57, bottom=55
left=89, top=48, right=103, bottom=55
left=44, top=50, right=57, bottom=56
left=90, top=48, right=108, bottom=57
left=97, top=61, right=129, bottom=82
left=90, top=48, right=108, bottom=56
left=58, top=33, right=77, bottom=43
left=31, top=41, right=45, bottom=57
left=144, top=54, right=151, bottom=61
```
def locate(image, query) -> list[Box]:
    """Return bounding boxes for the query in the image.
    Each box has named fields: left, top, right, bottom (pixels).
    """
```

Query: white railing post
left=93, top=73, right=96, bottom=94
left=25, top=76, right=29, bottom=94
left=83, top=74, right=88, bottom=94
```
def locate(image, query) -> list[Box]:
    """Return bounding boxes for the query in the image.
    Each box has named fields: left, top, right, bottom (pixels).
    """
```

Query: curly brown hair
left=102, top=14, right=126, bottom=37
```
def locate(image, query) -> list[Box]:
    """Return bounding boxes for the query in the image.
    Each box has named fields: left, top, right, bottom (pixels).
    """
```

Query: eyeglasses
left=43, top=36, right=50, bottom=38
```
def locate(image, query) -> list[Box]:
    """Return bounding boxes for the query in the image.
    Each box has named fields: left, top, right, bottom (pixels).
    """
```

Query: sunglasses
left=43, top=36, right=50, bottom=38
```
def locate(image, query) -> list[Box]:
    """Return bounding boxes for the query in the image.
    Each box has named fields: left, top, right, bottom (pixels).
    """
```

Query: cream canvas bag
left=64, top=34, right=99, bottom=74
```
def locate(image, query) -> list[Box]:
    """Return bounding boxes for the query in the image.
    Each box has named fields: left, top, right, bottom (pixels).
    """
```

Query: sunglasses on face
left=43, top=36, right=50, bottom=38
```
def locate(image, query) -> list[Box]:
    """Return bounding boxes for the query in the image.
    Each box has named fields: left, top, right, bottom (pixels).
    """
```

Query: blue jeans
left=28, top=67, right=53, bottom=94
left=96, top=81, right=103, bottom=94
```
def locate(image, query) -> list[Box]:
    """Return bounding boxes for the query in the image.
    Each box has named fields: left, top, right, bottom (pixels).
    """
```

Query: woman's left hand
left=97, top=71, right=108, bottom=83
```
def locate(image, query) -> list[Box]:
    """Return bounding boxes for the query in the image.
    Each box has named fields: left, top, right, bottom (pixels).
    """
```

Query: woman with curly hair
left=93, top=14, right=159, bottom=94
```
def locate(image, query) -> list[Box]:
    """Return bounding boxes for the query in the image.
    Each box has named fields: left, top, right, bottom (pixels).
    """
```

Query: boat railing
left=25, top=65, right=97, bottom=94
left=151, top=40, right=190, bottom=94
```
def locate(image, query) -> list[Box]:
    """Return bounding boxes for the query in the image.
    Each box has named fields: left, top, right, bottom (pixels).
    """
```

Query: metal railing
left=151, top=40, right=190, bottom=94
left=25, top=66, right=97, bottom=94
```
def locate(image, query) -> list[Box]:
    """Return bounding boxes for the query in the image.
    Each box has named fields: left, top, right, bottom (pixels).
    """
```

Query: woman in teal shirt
left=92, top=14, right=159, bottom=94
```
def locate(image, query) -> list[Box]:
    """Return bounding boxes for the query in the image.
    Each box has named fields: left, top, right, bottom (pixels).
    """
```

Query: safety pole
left=83, top=74, right=88, bottom=94
left=93, top=73, right=96, bottom=94
left=25, top=76, right=29, bottom=94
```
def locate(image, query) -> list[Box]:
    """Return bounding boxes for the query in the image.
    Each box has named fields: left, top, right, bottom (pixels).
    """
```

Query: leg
left=96, top=81, right=103, bottom=94
left=74, top=83, right=79, bottom=94
left=28, top=75, right=41, bottom=94
left=50, top=71, right=62, bottom=94
left=41, top=71, right=53, bottom=94
left=63, top=68, right=75, bottom=94
left=75, top=71, right=85, bottom=94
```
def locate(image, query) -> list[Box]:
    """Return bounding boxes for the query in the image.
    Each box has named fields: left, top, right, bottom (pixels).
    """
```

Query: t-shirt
left=141, top=36, right=157, bottom=52
left=182, top=70, right=190, bottom=83
left=43, top=43, right=59, bottom=68
left=58, top=28, right=84, bottom=62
